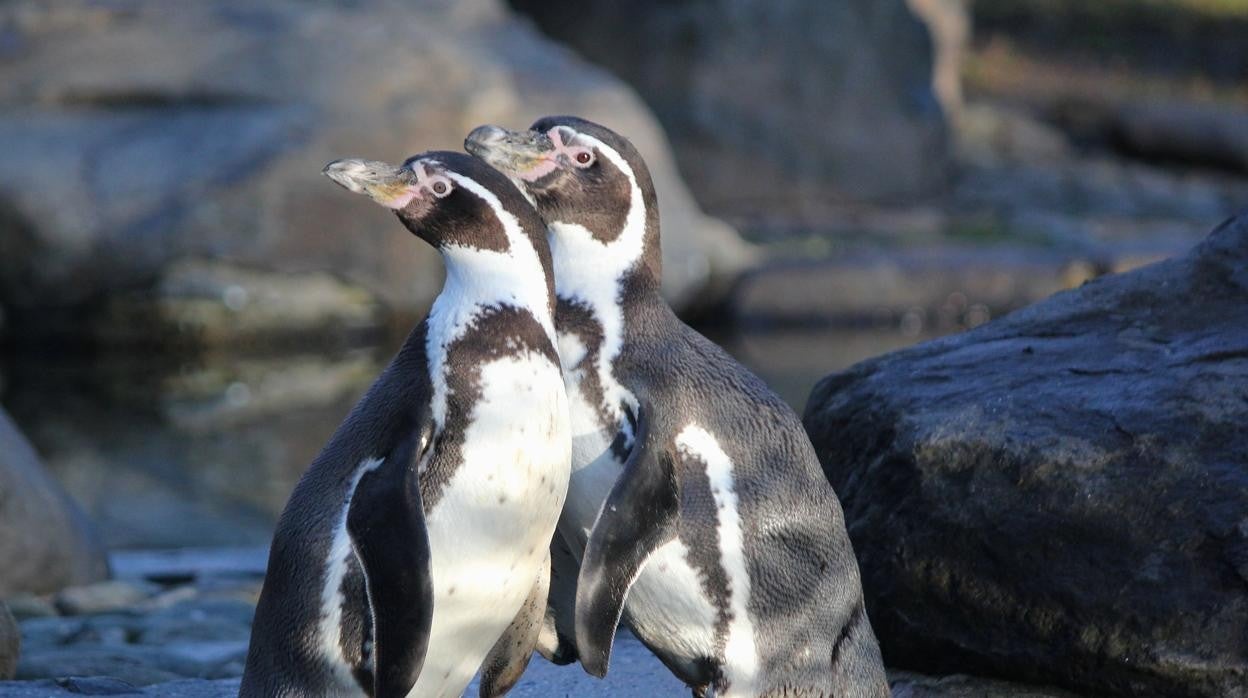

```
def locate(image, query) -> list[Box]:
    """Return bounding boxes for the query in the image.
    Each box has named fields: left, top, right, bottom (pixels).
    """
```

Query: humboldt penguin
left=240, top=151, right=571, bottom=698
left=467, top=118, right=889, bottom=697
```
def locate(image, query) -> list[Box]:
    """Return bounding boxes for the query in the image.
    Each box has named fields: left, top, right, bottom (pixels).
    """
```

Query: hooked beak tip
left=322, top=159, right=366, bottom=192
left=464, top=125, right=508, bottom=156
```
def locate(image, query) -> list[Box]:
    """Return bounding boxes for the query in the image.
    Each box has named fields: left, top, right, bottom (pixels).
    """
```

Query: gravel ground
left=0, top=549, right=1081, bottom=697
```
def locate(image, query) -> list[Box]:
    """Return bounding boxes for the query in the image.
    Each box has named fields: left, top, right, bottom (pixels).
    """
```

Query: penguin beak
left=323, top=159, right=418, bottom=209
left=465, top=125, right=556, bottom=181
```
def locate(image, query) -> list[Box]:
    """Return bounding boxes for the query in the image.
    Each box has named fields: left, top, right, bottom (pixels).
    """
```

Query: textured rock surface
left=731, top=247, right=1099, bottom=327
left=891, top=671, right=1081, bottom=698
left=0, top=0, right=749, bottom=343
left=804, top=215, right=1248, bottom=696
left=0, top=408, right=109, bottom=596
left=509, top=0, right=949, bottom=208
left=54, top=582, right=158, bottom=617
left=0, top=678, right=241, bottom=697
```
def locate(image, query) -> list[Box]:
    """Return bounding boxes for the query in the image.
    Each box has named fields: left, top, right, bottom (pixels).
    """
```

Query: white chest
left=412, top=352, right=571, bottom=697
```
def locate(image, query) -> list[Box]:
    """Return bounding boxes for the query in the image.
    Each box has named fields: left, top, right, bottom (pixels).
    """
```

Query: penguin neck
left=547, top=177, right=662, bottom=368
left=429, top=173, right=558, bottom=345
left=434, top=245, right=556, bottom=342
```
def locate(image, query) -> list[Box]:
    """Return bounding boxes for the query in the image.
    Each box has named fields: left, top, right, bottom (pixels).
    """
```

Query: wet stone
left=0, top=678, right=240, bottom=697
left=55, top=583, right=157, bottom=617
left=17, top=618, right=89, bottom=651
left=134, top=616, right=249, bottom=646
left=4, top=596, right=58, bottom=622
left=144, top=599, right=254, bottom=629
left=15, top=646, right=190, bottom=686
left=52, top=676, right=140, bottom=695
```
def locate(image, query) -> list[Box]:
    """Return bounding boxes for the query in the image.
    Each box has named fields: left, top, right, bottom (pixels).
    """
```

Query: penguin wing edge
left=574, top=398, right=679, bottom=678
left=346, top=430, right=434, bottom=698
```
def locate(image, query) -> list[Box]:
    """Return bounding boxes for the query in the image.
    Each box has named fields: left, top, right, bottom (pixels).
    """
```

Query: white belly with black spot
left=411, top=352, right=570, bottom=698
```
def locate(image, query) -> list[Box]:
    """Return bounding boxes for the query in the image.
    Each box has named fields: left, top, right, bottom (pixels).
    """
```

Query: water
left=0, top=326, right=935, bottom=550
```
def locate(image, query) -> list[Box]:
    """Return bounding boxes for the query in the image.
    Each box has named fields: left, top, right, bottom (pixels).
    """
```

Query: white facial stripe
left=425, top=170, right=556, bottom=431
left=546, top=133, right=646, bottom=422
left=675, top=426, right=760, bottom=692
left=319, top=456, right=384, bottom=689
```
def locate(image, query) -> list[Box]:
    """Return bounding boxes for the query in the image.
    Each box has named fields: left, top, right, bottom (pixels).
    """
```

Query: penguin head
left=323, top=150, right=547, bottom=256
left=465, top=117, right=659, bottom=249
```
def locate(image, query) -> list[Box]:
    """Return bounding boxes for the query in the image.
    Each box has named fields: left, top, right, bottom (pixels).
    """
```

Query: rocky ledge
left=805, top=213, right=1248, bottom=697
left=0, top=549, right=1081, bottom=696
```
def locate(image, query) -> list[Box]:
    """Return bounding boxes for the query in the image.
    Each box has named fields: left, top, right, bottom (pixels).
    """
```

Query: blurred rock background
left=0, top=0, right=1245, bottom=696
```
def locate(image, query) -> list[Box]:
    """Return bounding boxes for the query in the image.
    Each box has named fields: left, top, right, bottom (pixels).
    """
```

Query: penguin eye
left=429, top=179, right=451, bottom=197
left=573, top=150, right=594, bottom=167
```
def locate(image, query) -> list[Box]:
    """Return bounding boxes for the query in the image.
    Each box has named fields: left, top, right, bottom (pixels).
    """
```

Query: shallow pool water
left=0, top=326, right=938, bottom=549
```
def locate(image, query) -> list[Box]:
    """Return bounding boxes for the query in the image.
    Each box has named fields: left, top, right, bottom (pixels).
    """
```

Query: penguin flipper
left=347, top=429, right=433, bottom=698
left=479, top=550, right=552, bottom=697
left=575, top=400, right=678, bottom=678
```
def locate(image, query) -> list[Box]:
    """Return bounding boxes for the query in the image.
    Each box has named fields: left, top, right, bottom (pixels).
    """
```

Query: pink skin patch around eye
left=380, top=162, right=445, bottom=209
left=518, top=127, right=589, bottom=182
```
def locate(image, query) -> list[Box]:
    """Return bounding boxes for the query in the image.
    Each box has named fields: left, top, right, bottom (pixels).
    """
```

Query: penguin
left=239, top=151, right=571, bottom=698
left=466, top=118, right=890, bottom=697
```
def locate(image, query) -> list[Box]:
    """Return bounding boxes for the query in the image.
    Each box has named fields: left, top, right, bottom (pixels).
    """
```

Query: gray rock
left=890, top=671, right=1082, bottom=697
left=0, top=0, right=748, bottom=342
left=15, top=647, right=191, bottom=686
left=0, top=408, right=109, bottom=596
left=20, top=615, right=137, bottom=652
left=55, top=583, right=155, bottom=617
left=510, top=0, right=950, bottom=206
left=143, top=599, right=253, bottom=630
left=90, top=260, right=385, bottom=349
left=109, top=548, right=267, bottom=585
left=954, top=157, right=1246, bottom=224
left=1113, top=100, right=1248, bottom=174
left=731, top=247, right=1100, bottom=328
left=3, top=597, right=57, bottom=623
left=1, top=603, right=18, bottom=680
left=0, top=678, right=239, bottom=697
left=16, top=618, right=87, bottom=652
left=804, top=214, right=1248, bottom=697
left=48, top=677, right=141, bottom=695
left=955, top=102, right=1073, bottom=166
left=134, top=617, right=248, bottom=647
left=159, top=643, right=247, bottom=679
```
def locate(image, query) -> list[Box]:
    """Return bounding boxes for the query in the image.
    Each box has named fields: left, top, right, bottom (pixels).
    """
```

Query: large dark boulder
left=0, top=408, right=110, bottom=595
left=804, top=214, right=1248, bottom=697
left=508, top=0, right=950, bottom=209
